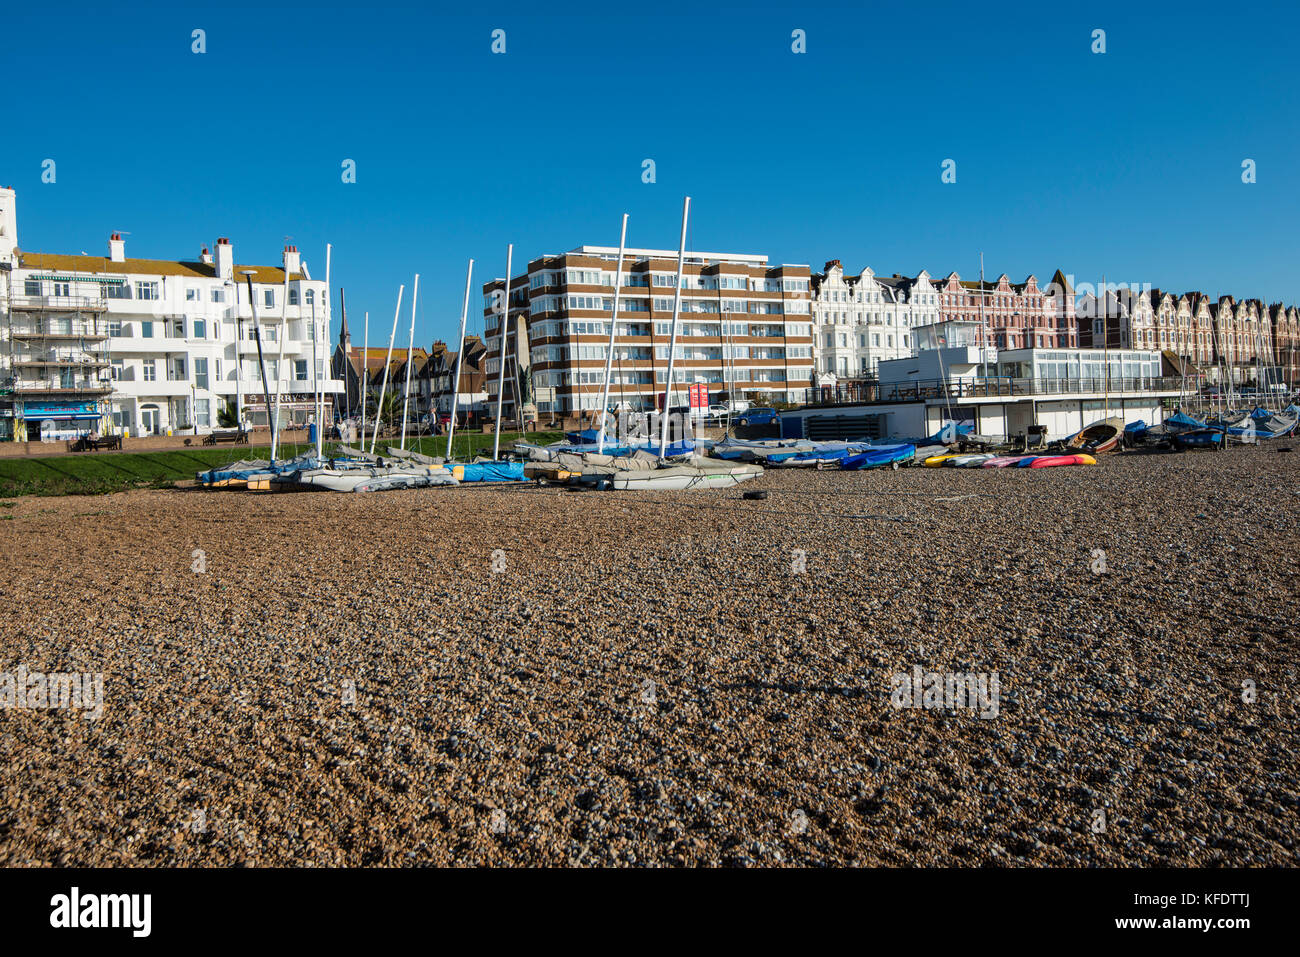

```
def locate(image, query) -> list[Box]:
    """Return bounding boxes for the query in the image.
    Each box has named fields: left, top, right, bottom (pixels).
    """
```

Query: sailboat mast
left=492, top=244, right=514, bottom=461
left=399, top=274, right=420, bottom=450
left=243, top=273, right=274, bottom=461
left=597, top=214, right=629, bottom=453
left=270, top=259, right=292, bottom=461
left=368, top=284, right=405, bottom=455
left=659, top=196, right=690, bottom=460
left=320, top=243, right=331, bottom=456
left=445, top=259, right=475, bottom=460
left=1102, top=273, right=1110, bottom=419
left=310, top=298, right=320, bottom=458
left=360, top=310, right=369, bottom=445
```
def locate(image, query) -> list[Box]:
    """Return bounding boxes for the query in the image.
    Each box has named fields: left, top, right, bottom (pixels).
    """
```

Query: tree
left=217, top=401, right=239, bottom=428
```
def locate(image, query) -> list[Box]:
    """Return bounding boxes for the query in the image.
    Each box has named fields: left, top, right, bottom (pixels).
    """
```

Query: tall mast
left=359, top=310, right=369, bottom=445
left=491, top=244, right=514, bottom=461
left=243, top=272, right=274, bottom=461
left=322, top=242, right=331, bottom=452
left=399, top=273, right=420, bottom=450
left=310, top=297, right=321, bottom=458
left=270, top=260, right=292, bottom=461
left=596, top=214, right=629, bottom=453
left=658, top=196, right=691, bottom=460
left=339, top=287, right=349, bottom=424
left=445, top=259, right=475, bottom=460
left=368, top=284, right=405, bottom=455
left=232, top=279, right=243, bottom=431
left=1102, top=274, right=1110, bottom=418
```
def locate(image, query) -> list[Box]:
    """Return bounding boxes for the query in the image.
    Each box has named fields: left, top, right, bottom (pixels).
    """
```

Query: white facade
left=810, top=263, right=940, bottom=384
left=0, top=188, right=343, bottom=439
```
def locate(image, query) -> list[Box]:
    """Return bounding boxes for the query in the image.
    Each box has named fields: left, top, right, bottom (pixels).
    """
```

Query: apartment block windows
left=169, top=357, right=187, bottom=381
left=108, top=321, right=123, bottom=337
left=193, top=319, right=206, bottom=339
left=264, top=289, right=275, bottom=308
left=107, top=282, right=132, bottom=300
left=142, top=359, right=157, bottom=382
left=141, top=321, right=154, bottom=338
left=295, top=360, right=308, bottom=381
left=136, top=281, right=159, bottom=300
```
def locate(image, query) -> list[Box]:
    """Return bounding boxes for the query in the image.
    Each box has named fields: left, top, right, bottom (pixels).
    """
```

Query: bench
left=203, top=429, right=249, bottom=446
left=70, top=434, right=123, bottom=452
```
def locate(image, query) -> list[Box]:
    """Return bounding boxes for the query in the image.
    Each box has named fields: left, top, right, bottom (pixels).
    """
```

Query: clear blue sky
left=5, top=0, right=1298, bottom=345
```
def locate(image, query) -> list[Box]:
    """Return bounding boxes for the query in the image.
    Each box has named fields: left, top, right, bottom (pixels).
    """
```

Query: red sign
left=689, top=383, right=708, bottom=409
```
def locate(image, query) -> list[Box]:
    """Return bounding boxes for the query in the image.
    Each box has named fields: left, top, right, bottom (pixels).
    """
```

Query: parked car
left=707, top=404, right=731, bottom=419
left=736, top=407, right=779, bottom=427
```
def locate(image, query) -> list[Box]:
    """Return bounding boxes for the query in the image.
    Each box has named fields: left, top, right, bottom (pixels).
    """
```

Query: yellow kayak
left=924, top=454, right=963, bottom=467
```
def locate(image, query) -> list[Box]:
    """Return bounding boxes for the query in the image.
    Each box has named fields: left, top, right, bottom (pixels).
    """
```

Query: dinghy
left=840, top=444, right=917, bottom=470
left=609, top=462, right=761, bottom=491
left=1066, top=416, right=1125, bottom=454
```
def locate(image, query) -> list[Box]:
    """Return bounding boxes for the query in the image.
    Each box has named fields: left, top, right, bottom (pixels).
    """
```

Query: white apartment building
left=0, top=187, right=342, bottom=441
left=810, top=262, right=940, bottom=384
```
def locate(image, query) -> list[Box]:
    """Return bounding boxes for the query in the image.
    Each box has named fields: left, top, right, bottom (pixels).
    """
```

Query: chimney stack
left=108, top=232, right=125, bottom=263
left=214, top=237, right=233, bottom=280
left=283, top=244, right=301, bottom=276
left=200, top=245, right=213, bottom=265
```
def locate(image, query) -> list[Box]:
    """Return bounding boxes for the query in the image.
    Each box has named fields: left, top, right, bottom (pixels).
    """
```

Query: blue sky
left=4, top=0, right=1298, bottom=345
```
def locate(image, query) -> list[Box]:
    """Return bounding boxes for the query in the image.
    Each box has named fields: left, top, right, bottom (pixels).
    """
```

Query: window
left=194, top=398, right=211, bottom=428
left=107, top=282, right=131, bottom=299
left=193, top=319, right=206, bottom=339
left=141, top=321, right=154, bottom=338
left=305, top=289, right=315, bottom=305
left=187, top=288, right=199, bottom=301
left=108, top=321, right=123, bottom=337
left=215, top=359, right=222, bottom=381
left=24, top=278, right=41, bottom=296
left=136, top=281, right=159, bottom=300
left=54, top=282, right=70, bottom=297
left=289, top=289, right=299, bottom=306
left=194, top=357, right=209, bottom=389
left=142, top=359, right=157, bottom=382
left=211, top=288, right=225, bottom=303
left=171, top=319, right=184, bottom=338
left=170, top=357, right=187, bottom=381
left=295, top=360, right=308, bottom=381
left=264, top=289, right=275, bottom=308
left=111, top=359, right=124, bottom=381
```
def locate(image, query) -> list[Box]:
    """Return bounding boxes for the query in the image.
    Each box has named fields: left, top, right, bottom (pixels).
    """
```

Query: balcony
left=8, top=318, right=111, bottom=340
left=2, top=376, right=114, bottom=396
left=7, top=294, right=108, bottom=314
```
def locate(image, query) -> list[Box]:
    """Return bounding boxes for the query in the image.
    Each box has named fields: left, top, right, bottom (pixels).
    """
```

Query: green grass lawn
left=0, top=430, right=564, bottom=498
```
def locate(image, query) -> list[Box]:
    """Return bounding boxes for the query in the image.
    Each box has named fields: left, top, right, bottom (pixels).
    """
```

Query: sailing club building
left=481, top=245, right=815, bottom=422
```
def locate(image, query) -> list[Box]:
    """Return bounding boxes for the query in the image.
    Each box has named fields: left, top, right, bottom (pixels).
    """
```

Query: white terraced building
left=810, top=261, right=941, bottom=384
left=0, top=187, right=343, bottom=441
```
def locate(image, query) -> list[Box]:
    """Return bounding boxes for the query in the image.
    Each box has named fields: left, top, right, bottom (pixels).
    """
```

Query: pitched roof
left=18, top=250, right=303, bottom=283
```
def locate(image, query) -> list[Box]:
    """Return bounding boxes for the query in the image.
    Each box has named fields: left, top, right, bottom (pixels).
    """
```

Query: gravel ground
left=1, top=444, right=1297, bottom=867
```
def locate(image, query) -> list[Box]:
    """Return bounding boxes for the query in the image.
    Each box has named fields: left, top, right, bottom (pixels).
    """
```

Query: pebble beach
left=1, top=445, right=1297, bottom=867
